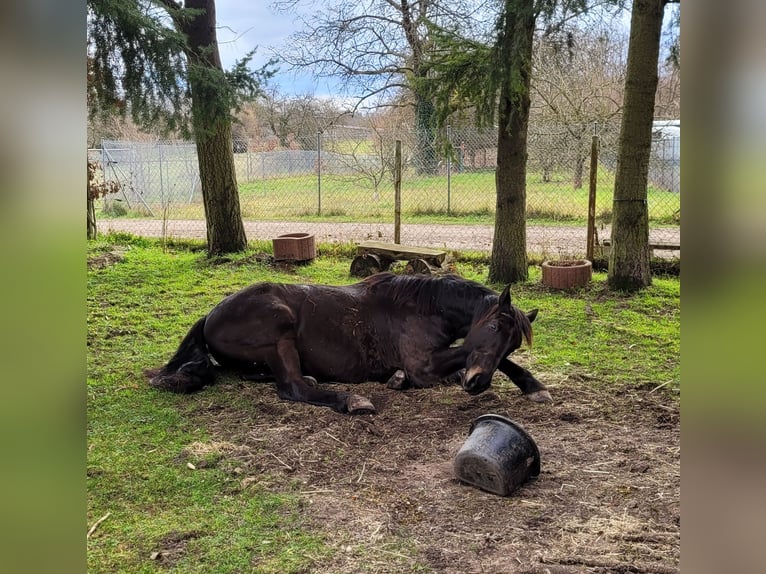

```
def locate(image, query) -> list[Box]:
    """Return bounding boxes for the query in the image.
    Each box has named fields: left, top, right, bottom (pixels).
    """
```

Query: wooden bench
left=601, top=239, right=680, bottom=254
left=350, top=240, right=447, bottom=277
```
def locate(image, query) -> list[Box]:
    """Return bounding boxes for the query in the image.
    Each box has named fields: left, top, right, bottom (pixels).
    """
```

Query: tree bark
left=87, top=196, right=97, bottom=240
left=489, top=0, right=534, bottom=284
left=608, top=0, right=666, bottom=290
left=414, top=95, right=437, bottom=175
left=181, top=0, right=247, bottom=256
left=401, top=0, right=437, bottom=175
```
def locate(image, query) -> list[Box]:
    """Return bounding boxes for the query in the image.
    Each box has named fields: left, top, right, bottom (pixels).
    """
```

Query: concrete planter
left=272, top=233, right=316, bottom=262
left=542, top=259, right=592, bottom=289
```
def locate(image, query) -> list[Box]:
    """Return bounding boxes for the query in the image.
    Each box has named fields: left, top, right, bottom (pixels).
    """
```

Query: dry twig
left=87, top=512, right=111, bottom=539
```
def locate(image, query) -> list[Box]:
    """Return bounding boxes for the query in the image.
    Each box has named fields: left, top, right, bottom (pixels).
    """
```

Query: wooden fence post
left=316, top=131, right=322, bottom=216
left=586, top=132, right=599, bottom=260
left=394, top=140, right=401, bottom=244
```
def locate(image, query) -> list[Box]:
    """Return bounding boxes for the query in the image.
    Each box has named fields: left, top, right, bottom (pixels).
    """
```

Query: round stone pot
left=453, top=414, right=541, bottom=496
left=541, top=259, right=592, bottom=290
left=272, top=233, right=316, bottom=262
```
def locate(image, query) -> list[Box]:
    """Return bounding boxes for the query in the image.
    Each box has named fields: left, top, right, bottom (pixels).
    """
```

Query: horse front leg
left=268, top=338, right=376, bottom=414
left=498, top=358, right=552, bottom=403
left=396, top=346, right=469, bottom=389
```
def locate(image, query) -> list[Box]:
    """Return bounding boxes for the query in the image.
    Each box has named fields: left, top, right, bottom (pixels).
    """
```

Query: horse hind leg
left=274, top=373, right=375, bottom=414
left=269, top=339, right=376, bottom=415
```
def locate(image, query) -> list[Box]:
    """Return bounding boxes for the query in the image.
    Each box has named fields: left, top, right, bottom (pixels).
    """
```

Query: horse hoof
left=386, top=370, right=407, bottom=390
left=525, top=390, right=553, bottom=403
left=347, top=394, right=376, bottom=415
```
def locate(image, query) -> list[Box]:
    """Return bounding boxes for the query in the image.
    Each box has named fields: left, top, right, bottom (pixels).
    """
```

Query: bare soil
left=181, top=373, right=680, bottom=573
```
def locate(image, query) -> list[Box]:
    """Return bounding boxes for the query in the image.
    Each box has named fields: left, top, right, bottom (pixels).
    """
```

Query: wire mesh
left=92, top=120, right=680, bottom=259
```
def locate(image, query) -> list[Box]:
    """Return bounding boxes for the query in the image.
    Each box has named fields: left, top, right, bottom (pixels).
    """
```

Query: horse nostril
left=465, top=379, right=485, bottom=395
left=462, top=366, right=486, bottom=394
left=462, top=366, right=480, bottom=387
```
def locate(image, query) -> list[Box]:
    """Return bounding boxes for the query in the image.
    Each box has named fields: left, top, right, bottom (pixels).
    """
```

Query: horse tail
left=145, top=316, right=215, bottom=393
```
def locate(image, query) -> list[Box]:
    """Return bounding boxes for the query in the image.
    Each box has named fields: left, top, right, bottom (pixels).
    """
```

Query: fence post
left=586, top=126, right=599, bottom=260
left=394, top=140, right=402, bottom=244
left=316, top=131, right=322, bottom=216
left=446, top=125, right=452, bottom=214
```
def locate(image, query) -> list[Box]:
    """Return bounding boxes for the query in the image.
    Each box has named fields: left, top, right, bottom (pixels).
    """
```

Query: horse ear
left=498, top=284, right=512, bottom=309
left=527, top=308, right=538, bottom=323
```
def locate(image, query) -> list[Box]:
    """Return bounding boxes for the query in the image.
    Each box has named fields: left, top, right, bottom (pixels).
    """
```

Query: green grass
left=87, top=235, right=680, bottom=572
left=516, top=266, right=680, bottom=386
left=99, top=168, right=681, bottom=227
left=87, top=242, right=334, bottom=573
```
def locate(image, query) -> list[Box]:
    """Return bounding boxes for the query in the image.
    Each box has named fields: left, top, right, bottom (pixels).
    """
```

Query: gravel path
left=98, top=218, right=680, bottom=258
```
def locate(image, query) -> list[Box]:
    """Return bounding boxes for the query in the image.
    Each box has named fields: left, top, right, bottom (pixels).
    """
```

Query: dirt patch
left=185, top=375, right=680, bottom=573
left=150, top=530, right=204, bottom=567
left=87, top=247, right=128, bottom=270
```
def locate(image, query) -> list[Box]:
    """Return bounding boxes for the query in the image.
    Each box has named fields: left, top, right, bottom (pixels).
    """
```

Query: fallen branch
left=324, top=430, right=350, bottom=448
left=87, top=512, right=111, bottom=539
left=356, top=462, right=366, bottom=483
left=649, top=380, right=674, bottom=394
left=269, top=452, right=294, bottom=471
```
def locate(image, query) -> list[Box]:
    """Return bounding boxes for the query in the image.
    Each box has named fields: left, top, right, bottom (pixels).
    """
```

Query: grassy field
left=87, top=234, right=679, bottom=573
left=100, top=168, right=680, bottom=227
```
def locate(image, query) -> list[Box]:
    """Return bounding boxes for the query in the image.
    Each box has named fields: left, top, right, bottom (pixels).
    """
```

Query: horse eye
left=488, top=322, right=498, bottom=332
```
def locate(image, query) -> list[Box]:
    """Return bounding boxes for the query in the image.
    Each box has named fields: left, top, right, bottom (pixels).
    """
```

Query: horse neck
left=370, top=274, right=495, bottom=334
left=438, top=286, right=497, bottom=335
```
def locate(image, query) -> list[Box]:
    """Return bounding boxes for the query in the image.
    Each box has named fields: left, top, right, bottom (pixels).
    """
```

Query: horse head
left=460, top=285, right=537, bottom=395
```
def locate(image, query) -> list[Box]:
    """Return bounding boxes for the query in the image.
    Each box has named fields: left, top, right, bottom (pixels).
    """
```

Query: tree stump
left=541, top=259, right=592, bottom=289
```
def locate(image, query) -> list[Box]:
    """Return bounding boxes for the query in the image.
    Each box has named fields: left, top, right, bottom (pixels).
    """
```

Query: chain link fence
left=92, top=120, right=680, bottom=259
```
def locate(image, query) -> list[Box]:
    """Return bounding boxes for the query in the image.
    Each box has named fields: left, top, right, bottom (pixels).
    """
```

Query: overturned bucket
left=453, top=414, right=540, bottom=496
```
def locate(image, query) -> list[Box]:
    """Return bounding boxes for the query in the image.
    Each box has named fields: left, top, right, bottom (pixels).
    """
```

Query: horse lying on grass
left=146, top=273, right=551, bottom=414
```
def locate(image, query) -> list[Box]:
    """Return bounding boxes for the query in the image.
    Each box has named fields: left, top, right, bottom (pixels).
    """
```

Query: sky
left=212, top=2, right=673, bottom=102
left=214, top=2, right=340, bottom=98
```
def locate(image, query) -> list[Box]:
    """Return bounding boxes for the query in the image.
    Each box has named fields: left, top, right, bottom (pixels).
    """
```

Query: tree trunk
left=414, top=95, right=437, bottom=175
left=182, top=0, right=247, bottom=256
left=489, top=0, right=534, bottom=284
left=400, top=0, right=437, bottom=176
left=608, top=0, right=666, bottom=290
left=87, top=196, right=97, bottom=239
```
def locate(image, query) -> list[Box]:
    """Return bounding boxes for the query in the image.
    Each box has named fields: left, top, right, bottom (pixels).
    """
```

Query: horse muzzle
left=461, top=365, right=492, bottom=395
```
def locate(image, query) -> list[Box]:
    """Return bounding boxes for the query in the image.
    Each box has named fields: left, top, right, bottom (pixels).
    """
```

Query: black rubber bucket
left=453, top=414, right=540, bottom=496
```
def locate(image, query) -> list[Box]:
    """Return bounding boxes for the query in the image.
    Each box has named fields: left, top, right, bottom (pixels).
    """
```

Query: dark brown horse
left=146, top=273, right=551, bottom=413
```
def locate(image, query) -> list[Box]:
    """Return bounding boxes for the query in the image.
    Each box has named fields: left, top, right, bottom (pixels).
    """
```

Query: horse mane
left=363, top=273, right=533, bottom=345
left=513, top=306, right=534, bottom=347
left=363, top=273, right=496, bottom=320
